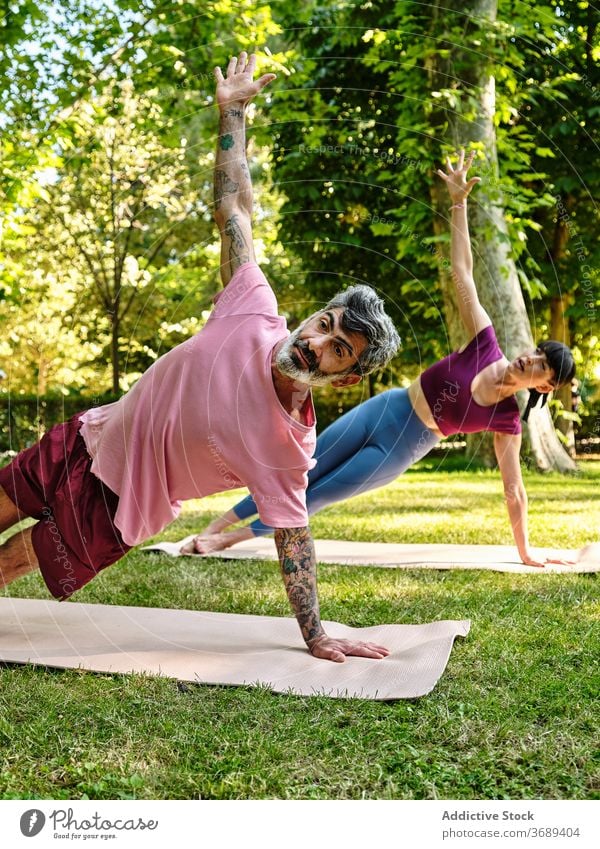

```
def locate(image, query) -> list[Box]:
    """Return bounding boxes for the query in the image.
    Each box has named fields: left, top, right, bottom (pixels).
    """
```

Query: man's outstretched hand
left=215, top=51, right=276, bottom=109
left=307, top=635, right=390, bottom=663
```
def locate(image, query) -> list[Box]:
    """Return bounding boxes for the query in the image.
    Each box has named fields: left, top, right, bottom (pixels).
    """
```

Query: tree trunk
left=550, top=294, right=575, bottom=455
left=367, top=372, right=376, bottom=399
left=35, top=355, right=47, bottom=398
left=426, top=0, right=576, bottom=472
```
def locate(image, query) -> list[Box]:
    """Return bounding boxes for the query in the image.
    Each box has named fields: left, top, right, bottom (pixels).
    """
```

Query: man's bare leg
left=0, top=483, right=27, bottom=534
left=0, top=525, right=39, bottom=587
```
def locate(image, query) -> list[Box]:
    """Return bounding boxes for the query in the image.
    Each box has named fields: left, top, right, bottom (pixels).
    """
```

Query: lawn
left=1, top=458, right=598, bottom=800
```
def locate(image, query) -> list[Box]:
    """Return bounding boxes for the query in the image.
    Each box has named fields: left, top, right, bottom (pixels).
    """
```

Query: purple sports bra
left=419, top=325, right=522, bottom=437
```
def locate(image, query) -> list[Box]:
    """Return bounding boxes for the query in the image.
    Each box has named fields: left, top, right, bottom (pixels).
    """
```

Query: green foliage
left=2, top=79, right=213, bottom=393
left=267, top=1, right=476, bottom=363
left=0, top=0, right=598, bottom=418
left=263, top=0, right=599, bottom=417
left=0, top=393, right=119, bottom=453
left=0, top=1, right=286, bottom=394
left=511, top=1, right=600, bottom=387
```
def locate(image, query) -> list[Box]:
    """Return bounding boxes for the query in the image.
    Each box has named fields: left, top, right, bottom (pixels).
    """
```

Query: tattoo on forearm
left=214, top=169, right=239, bottom=211
left=274, top=527, right=324, bottom=644
left=219, top=133, right=234, bottom=150
left=215, top=108, right=253, bottom=269
left=222, top=107, right=243, bottom=119
left=223, top=213, right=250, bottom=268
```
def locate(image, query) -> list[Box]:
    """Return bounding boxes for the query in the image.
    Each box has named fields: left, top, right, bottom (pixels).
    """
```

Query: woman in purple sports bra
left=185, top=152, right=576, bottom=568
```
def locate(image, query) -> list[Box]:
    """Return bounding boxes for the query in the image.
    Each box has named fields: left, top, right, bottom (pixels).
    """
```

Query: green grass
left=1, top=460, right=598, bottom=800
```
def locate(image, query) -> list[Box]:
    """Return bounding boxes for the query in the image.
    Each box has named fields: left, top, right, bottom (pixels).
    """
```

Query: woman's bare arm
left=494, top=432, right=575, bottom=567
left=436, top=150, right=490, bottom=339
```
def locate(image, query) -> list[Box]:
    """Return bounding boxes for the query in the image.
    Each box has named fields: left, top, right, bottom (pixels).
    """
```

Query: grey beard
left=274, top=330, right=349, bottom=387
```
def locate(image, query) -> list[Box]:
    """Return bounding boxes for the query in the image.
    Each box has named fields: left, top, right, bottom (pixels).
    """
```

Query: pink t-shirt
left=79, top=262, right=316, bottom=545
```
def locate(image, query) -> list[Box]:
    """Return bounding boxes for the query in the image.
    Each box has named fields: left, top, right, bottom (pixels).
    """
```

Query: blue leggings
left=233, top=388, right=440, bottom=536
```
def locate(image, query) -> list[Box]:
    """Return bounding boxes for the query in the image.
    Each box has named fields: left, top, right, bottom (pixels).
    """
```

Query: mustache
left=294, top=340, right=318, bottom=372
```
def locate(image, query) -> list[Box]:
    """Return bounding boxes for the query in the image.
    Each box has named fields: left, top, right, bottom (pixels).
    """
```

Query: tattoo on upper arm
left=214, top=169, right=239, bottom=211
left=274, top=527, right=323, bottom=644
left=220, top=133, right=234, bottom=150
left=223, top=213, right=250, bottom=268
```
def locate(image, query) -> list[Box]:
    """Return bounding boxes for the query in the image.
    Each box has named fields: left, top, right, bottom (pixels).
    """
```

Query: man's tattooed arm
left=274, top=527, right=327, bottom=649
left=223, top=213, right=250, bottom=267
left=214, top=105, right=255, bottom=285
left=214, top=107, right=252, bottom=212
left=214, top=169, right=239, bottom=212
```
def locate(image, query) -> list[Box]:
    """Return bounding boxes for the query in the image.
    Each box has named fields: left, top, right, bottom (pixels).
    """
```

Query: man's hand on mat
left=307, top=635, right=390, bottom=663
left=436, top=149, right=481, bottom=203
left=520, top=550, right=576, bottom=568
left=215, top=52, right=276, bottom=109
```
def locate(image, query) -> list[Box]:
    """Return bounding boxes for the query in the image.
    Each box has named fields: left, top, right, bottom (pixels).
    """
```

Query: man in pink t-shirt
left=0, top=53, right=400, bottom=664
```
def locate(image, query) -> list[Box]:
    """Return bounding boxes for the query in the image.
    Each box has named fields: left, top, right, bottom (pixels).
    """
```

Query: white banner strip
left=0, top=799, right=597, bottom=848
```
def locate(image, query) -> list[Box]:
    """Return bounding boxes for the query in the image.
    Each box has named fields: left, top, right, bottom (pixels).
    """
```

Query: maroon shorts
left=0, top=413, right=131, bottom=600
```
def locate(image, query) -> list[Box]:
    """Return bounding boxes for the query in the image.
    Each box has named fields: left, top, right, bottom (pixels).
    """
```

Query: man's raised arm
left=213, top=52, right=275, bottom=287
left=274, top=527, right=390, bottom=663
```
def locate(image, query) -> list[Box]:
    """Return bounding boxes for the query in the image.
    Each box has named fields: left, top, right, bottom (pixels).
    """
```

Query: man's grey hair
left=326, top=284, right=401, bottom=375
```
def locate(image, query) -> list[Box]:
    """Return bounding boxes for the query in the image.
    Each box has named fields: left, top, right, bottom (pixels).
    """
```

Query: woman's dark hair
left=522, top=340, right=576, bottom=422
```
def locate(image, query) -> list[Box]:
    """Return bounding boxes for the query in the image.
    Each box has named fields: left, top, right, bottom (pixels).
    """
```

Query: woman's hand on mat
left=436, top=149, right=481, bottom=204
left=215, top=52, right=276, bottom=109
left=307, top=634, right=390, bottom=663
left=520, top=549, right=577, bottom=568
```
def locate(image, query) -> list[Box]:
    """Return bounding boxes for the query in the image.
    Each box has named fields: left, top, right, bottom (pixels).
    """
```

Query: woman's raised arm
left=436, top=150, right=490, bottom=340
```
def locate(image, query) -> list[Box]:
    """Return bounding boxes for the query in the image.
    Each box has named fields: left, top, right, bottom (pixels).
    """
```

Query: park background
left=0, top=0, right=598, bottom=801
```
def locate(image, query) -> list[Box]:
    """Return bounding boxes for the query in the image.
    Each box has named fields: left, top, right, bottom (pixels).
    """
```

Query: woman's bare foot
left=180, top=526, right=254, bottom=555
left=182, top=532, right=236, bottom=554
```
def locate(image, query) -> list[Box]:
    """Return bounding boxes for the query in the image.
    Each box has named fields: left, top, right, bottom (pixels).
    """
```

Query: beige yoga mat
left=0, top=597, right=469, bottom=700
left=142, top=538, right=599, bottom=574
